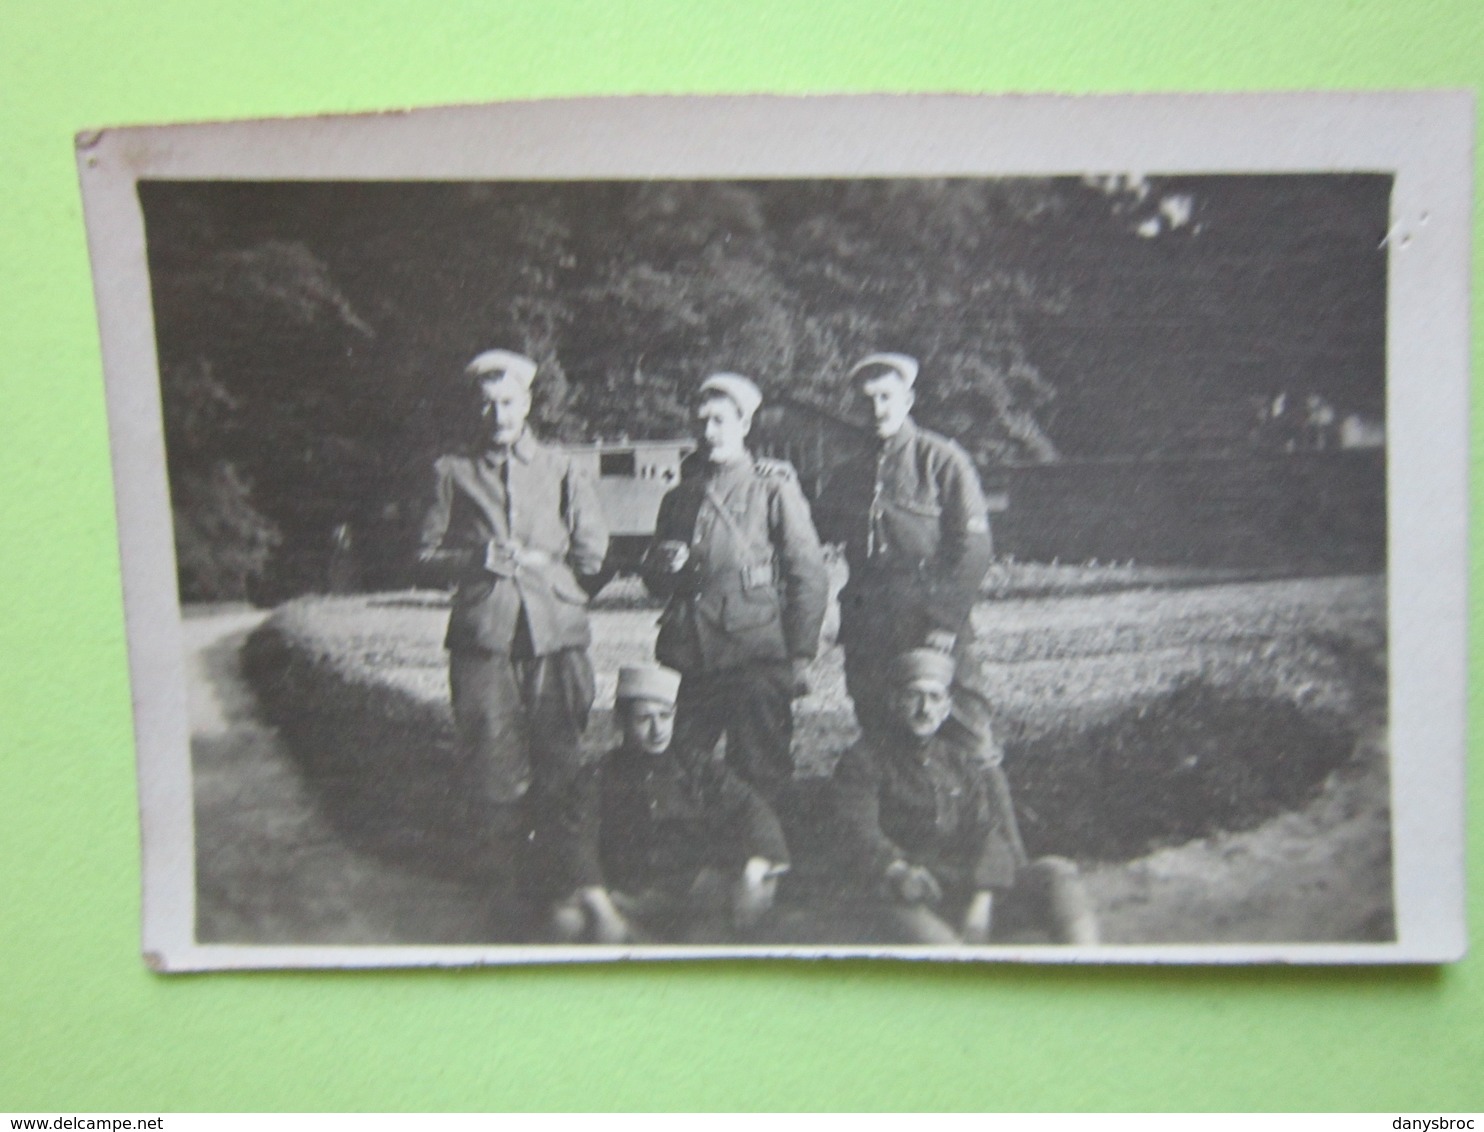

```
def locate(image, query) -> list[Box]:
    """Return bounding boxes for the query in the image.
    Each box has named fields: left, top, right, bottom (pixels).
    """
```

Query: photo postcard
left=75, top=92, right=1471, bottom=969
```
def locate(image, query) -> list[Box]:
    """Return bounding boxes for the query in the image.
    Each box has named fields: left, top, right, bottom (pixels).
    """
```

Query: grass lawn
left=226, top=572, right=1389, bottom=944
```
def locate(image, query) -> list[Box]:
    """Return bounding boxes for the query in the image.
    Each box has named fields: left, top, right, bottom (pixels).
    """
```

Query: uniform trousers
left=448, top=645, right=595, bottom=899
left=672, top=659, right=795, bottom=803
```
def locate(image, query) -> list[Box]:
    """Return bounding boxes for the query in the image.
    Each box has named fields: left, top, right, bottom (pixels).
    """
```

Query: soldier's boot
left=547, top=897, right=588, bottom=943
left=885, top=904, right=962, bottom=945
left=1029, top=856, right=1100, bottom=945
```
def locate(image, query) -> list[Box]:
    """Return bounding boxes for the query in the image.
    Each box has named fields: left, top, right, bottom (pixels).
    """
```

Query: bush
left=1006, top=679, right=1357, bottom=861
left=242, top=595, right=485, bottom=879
left=246, top=577, right=1387, bottom=873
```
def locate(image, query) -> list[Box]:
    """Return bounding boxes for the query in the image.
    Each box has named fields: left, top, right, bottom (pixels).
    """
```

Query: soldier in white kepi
left=416, top=348, right=609, bottom=902
left=642, top=373, right=830, bottom=806
left=815, top=352, right=997, bottom=743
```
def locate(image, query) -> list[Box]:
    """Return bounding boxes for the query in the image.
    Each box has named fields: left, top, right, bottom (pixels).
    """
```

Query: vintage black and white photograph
left=77, top=94, right=1469, bottom=967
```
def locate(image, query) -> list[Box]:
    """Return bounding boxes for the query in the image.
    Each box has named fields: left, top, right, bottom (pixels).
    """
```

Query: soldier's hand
left=652, top=540, right=691, bottom=574
left=548, top=896, right=588, bottom=943
left=485, top=539, right=547, bottom=575
left=733, top=857, right=787, bottom=929
left=789, top=657, right=812, bottom=698
left=885, top=860, right=943, bottom=905
left=511, top=544, right=550, bottom=569
left=483, top=538, right=517, bottom=576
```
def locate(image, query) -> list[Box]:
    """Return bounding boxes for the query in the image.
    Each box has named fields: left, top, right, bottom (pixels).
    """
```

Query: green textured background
left=1, top=0, right=1479, bottom=1112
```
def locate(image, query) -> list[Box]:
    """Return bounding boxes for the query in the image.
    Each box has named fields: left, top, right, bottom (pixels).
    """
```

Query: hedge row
left=245, top=578, right=1387, bottom=869
left=242, top=594, right=487, bottom=879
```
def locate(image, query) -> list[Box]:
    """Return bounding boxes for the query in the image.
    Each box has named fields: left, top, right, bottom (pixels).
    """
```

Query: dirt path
left=1083, top=729, right=1394, bottom=944
left=188, top=606, right=499, bottom=944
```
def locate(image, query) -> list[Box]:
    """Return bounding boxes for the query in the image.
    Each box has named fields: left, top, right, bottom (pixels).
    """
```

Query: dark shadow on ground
left=193, top=622, right=529, bottom=945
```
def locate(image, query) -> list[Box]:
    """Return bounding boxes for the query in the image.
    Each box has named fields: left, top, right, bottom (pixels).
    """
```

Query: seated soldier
left=831, top=648, right=1098, bottom=945
left=550, top=664, right=791, bottom=944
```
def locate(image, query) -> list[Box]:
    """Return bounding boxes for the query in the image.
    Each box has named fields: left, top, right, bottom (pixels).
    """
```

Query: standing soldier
left=815, top=353, right=996, bottom=741
left=416, top=348, right=609, bottom=900
left=642, top=373, right=830, bottom=805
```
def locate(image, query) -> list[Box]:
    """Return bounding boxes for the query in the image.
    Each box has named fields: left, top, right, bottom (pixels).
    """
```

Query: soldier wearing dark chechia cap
left=814, top=352, right=997, bottom=743
left=641, top=373, right=830, bottom=805
left=828, top=649, right=1098, bottom=946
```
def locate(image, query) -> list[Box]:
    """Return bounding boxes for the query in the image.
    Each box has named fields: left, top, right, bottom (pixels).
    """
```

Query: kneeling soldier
left=551, top=664, right=792, bottom=944
left=832, top=649, right=1098, bottom=945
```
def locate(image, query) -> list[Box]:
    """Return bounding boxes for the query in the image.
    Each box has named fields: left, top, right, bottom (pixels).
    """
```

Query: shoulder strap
left=701, top=477, right=770, bottom=565
left=753, top=457, right=797, bottom=481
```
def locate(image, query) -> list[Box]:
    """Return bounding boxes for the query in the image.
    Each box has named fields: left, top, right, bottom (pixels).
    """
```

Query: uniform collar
left=880, top=725, right=942, bottom=766
left=481, top=428, right=537, bottom=467
left=704, top=450, right=754, bottom=485
left=877, top=416, right=919, bottom=455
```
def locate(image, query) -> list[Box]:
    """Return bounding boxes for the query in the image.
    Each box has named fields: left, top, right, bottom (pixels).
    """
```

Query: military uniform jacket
left=417, top=431, right=609, bottom=655
left=815, top=418, right=993, bottom=654
left=832, top=727, right=1025, bottom=895
left=643, top=452, right=828, bottom=674
left=573, top=746, right=791, bottom=896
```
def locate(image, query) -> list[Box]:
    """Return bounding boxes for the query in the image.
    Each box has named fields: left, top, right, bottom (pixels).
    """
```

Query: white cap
left=466, top=349, right=538, bottom=390
left=698, top=373, right=764, bottom=422
left=616, top=664, right=683, bottom=706
left=849, top=352, right=919, bottom=390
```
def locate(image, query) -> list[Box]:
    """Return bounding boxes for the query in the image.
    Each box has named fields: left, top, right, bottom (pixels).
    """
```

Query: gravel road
left=189, top=606, right=501, bottom=944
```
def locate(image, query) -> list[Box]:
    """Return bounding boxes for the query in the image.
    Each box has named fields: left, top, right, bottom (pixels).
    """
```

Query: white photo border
left=76, top=92, right=1472, bottom=970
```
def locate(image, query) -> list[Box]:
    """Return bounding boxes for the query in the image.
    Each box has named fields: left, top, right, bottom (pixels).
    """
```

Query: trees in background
left=140, top=175, right=1387, bottom=601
